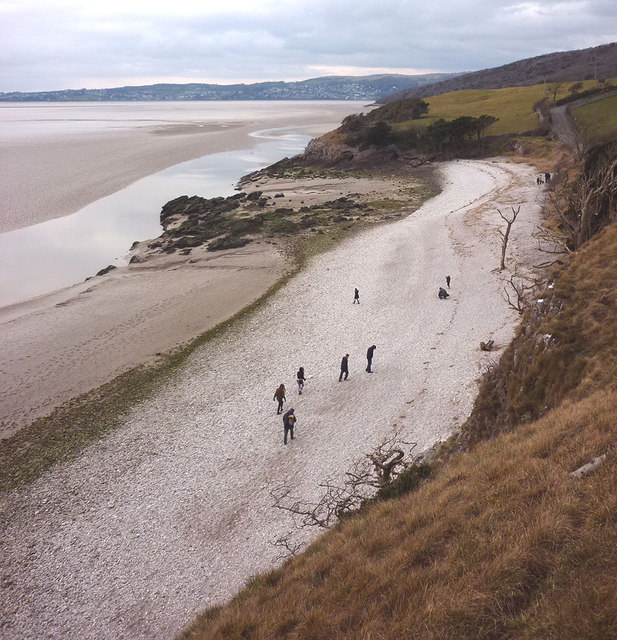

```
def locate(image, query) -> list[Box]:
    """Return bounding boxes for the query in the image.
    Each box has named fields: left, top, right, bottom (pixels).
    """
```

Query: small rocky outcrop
left=96, top=264, right=117, bottom=277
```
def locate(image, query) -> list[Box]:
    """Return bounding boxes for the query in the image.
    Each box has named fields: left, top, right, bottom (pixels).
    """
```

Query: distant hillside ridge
left=378, top=41, right=617, bottom=104
left=0, top=73, right=459, bottom=102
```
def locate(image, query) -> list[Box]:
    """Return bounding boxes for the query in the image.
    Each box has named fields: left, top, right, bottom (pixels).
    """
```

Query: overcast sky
left=0, top=0, right=615, bottom=92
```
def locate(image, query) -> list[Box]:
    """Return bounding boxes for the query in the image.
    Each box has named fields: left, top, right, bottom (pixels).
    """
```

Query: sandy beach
left=0, top=158, right=546, bottom=640
left=0, top=169, right=416, bottom=437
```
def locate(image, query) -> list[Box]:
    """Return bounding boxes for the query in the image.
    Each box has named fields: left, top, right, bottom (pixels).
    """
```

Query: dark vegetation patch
left=147, top=170, right=436, bottom=259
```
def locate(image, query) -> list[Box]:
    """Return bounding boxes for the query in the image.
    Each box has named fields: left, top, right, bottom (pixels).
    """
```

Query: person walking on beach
left=366, top=345, right=376, bottom=373
left=274, top=383, right=286, bottom=414
left=446, top=274, right=451, bottom=288
left=297, top=367, right=306, bottom=394
left=339, top=354, right=350, bottom=381
left=438, top=287, right=449, bottom=299
left=353, top=288, right=360, bottom=304
left=283, top=408, right=296, bottom=445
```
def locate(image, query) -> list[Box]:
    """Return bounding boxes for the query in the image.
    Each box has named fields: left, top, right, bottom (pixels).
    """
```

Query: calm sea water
left=0, top=102, right=363, bottom=307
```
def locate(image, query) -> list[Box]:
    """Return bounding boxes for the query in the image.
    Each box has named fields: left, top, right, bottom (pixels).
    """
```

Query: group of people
left=274, top=271, right=454, bottom=443
left=536, top=172, right=551, bottom=185
left=272, top=288, right=381, bottom=444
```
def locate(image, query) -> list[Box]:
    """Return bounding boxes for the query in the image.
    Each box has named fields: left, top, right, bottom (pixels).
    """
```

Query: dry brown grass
left=179, top=386, right=617, bottom=639
left=460, top=221, right=617, bottom=446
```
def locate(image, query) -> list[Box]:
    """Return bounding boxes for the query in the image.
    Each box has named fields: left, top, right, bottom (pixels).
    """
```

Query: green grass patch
left=390, top=81, right=612, bottom=138
left=259, top=164, right=368, bottom=181
left=572, top=94, right=617, bottom=144
left=269, top=218, right=301, bottom=234
left=365, top=199, right=403, bottom=211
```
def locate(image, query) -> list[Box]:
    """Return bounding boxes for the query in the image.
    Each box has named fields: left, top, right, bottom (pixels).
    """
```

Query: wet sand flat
left=0, top=101, right=364, bottom=232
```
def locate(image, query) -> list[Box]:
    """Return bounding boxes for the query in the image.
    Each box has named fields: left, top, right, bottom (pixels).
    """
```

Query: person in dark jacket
left=446, top=274, right=451, bottom=288
left=273, top=383, right=286, bottom=414
left=283, top=408, right=296, bottom=444
left=297, top=367, right=306, bottom=394
left=366, top=345, right=376, bottom=373
left=438, top=287, right=449, bottom=299
left=339, top=354, right=349, bottom=381
left=353, top=287, right=360, bottom=304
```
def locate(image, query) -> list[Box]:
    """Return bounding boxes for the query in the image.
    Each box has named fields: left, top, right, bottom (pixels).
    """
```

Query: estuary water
left=0, top=101, right=364, bottom=307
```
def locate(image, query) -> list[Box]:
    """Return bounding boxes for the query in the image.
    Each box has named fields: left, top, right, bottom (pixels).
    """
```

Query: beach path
left=0, top=160, right=544, bottom=640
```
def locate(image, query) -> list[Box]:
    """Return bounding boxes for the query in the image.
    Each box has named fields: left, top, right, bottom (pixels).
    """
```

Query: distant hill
left=0, top=73, right=459, bottom=102
left=378, top=41, right=617, bottom=104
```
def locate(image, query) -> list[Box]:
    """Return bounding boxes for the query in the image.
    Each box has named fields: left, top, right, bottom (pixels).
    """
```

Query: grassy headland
left=572, top=94, right=617, bottom=145
left=316, top=78, right=616, bottom=162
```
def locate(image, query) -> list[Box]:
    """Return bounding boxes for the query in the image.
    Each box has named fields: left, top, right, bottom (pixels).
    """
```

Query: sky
left=0, top=0, right=616, bottom=92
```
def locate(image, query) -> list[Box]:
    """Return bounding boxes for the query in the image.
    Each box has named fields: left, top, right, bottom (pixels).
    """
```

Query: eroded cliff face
left=302, top=134, right=356, bottom=166
left=300, top=132, right=400, bottom=167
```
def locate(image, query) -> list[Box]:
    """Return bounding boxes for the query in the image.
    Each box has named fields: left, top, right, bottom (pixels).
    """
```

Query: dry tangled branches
left=271, top=433, right=418, bottom=537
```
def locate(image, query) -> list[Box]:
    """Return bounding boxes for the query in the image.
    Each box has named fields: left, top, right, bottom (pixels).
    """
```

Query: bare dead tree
left=532, top=224, right=573, bottom=259
left=498, top=205, right=520, bottom=271
left=271, top=433, right=418, bottom=533
left=572, top=151, right=617, bottom=247
left=503, top=271, right=533, bottom=314
left=542, top=144, right=617, bottom=250
left=548, top=81, right=563, bottom=103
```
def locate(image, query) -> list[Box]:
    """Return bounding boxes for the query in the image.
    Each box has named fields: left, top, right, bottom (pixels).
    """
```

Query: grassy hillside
left=203, top=385, right=616, bottom=639
left=422, top=85, right=546, bottom=134
left=379, top=41, right=617, bottom=103
left=572, top=94, right=617, bottom=144
left=392, top=80, right=607, bottom=137
left=178, top=135, right=617, bottom=638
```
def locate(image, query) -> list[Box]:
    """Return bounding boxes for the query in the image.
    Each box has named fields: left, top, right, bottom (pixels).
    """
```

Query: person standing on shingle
left=446, top=274, right=451, bottom=288
left=366, top=345, right=376, bottom=373
left=273, top=383, right=286, bottom=414
left=297, top=367, right=306, bottom=394
left=283, top=408, right=296, bottom=445
left=339, top=354, right=349, bottom=381
left=353, top=288, right=360, bottom=304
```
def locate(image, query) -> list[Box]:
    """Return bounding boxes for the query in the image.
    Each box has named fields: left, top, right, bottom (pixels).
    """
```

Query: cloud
left=0, top=0, right=615, bottom=91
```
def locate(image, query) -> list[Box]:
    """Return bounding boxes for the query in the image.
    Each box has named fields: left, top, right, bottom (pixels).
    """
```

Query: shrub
left=269, top=219, right=299, bottom=234
left=207, top=235, right=251, bottom=251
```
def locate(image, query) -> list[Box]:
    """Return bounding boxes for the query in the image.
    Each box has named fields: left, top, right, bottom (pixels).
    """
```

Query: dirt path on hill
left=0, top=159, right=546, bottom=640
